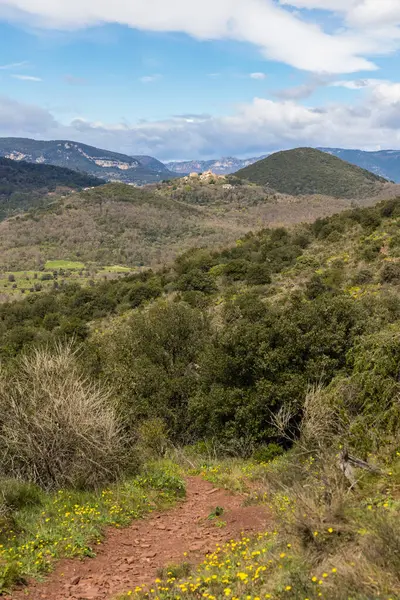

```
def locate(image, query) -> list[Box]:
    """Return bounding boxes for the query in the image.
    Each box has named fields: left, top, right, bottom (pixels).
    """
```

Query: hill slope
left=0, top=137, right=178, bottom=185
left=319, top=147, right=400, bottom=182
left=131, top=155, right=171, bottom=173
left=167, top=148, right=400, bottom=181
left=0, top=175, right=388, bottom=274
left=0, top=156, right=102, bottom=219
left=235, top=147, right=388, bottom=197
left=1, top=190, right=400, bottom=599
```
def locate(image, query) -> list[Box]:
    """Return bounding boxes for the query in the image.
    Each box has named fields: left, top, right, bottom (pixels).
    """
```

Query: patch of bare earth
left=8, top=477, right=270, bottom=600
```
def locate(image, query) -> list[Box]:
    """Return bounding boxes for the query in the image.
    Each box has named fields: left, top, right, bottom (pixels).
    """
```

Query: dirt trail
left=9, top=477, right=269, bottom=600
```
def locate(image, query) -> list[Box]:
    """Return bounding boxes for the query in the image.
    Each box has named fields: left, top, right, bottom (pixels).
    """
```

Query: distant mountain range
left=0, top=138, right=178, bottom=185
left=168, top=149, right=400, bottom=182
left=1, top=137, right=400, bottom=185
left=317, top=148, right=400, bottom=183
left=165, top=156, right=270, bottom=175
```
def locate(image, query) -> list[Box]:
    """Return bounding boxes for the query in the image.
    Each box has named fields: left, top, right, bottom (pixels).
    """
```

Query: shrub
left=359, top=238, right=381, bottom=262
left=137, top=417, right=169, bottom=458
left=0, top=344, right=134, bottom=489
left=176, top=269, right=216, bottom=293
left=223, top=259, right=250, bottom=280
left=96, top=301, right=209, bottom=440
left=245, top=263, right=271, bottom=285
left=253, top=443, right=284, bottom=463
left=380, top=261, right=400, bottom=284
left=352, top=268, right=373, bottom=285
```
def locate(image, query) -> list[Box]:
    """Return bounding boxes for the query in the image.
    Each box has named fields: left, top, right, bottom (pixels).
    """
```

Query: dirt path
left=9, top=477, right=269, bottom=600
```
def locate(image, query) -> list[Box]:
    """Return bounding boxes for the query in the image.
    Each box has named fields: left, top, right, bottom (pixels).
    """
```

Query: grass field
left=44, top=260, right=86, bottom=270
left=0, top=263, right=139, bottom=303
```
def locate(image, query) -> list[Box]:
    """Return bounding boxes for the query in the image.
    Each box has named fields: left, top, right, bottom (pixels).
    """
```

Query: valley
left=1, top=142, right=400, bottom=600
left=3, top=2, right=400, bottom=597
left=1, top=147, right=399, bottom=288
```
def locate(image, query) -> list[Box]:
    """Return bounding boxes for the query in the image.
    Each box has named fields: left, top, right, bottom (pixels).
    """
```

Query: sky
left=1, top=1, right=400, bottom=160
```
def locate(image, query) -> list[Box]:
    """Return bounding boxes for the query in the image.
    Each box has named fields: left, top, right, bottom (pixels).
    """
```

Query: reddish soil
left=9, top=477, right=269, bottom=600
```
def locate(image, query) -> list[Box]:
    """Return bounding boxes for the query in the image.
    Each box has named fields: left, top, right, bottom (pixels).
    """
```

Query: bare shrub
left=300, top=384, right=347, bottom=451
left=0, top=343, right=133, bottom=490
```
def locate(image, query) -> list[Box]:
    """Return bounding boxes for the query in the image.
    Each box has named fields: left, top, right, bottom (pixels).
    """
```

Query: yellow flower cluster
left=0, top=465, right=185, bottom=593
left=119, top=531, right=335, bottom=600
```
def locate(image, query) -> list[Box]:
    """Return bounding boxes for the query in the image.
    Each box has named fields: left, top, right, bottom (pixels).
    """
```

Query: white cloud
left=346, top=0, right=400, bottom=28
left=0, top=60, right=28, bottom=69
left=139, top=74, right=162, bottom=83
left=278, top=0, right=353, bottom=11
left=280, top=0, right=400, bottom=27
left=4, top=79, right=400, bottom=159
left=250, top=72, right=266, bottom=80
left=275, top=75, right=330, bottom=100
left=0, top=95, right=56, bottom=133
left=330, top=79, right=387, bottom=90
left=11, top=74, right=42, bottom=81
left=0, top=0, right=385, bottom=73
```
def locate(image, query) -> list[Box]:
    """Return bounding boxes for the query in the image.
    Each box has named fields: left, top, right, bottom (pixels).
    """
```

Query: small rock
left=189, top=542, right=204, bottom=551
left=70, top=576, right=81, bottom=586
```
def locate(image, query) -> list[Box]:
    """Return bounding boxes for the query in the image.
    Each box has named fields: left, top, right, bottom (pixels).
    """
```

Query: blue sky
left=1, top=0, right=400, bottom=160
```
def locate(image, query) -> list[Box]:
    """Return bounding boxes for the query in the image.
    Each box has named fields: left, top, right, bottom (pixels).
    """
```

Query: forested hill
left=0, top=157, right=102, bottom=219
left=235, top=147, right=388, bottom=197
left=0, top=137, right=179, bottom=184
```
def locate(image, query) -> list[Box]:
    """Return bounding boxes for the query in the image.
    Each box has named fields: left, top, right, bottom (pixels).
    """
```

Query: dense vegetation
left=3, top=194, right=400, bottom=597
left=2, top=195, right=400, bottom=449
left=0, top=157, right=102, bottom=219
left=0, top=177, right=381, bottom=272
left=235, top=147, right=388, bottom=198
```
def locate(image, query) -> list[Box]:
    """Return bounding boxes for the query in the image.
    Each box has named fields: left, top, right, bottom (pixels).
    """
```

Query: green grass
left=0, top=264, right=137, bottom=303
left=100, top=265, right=133, bottom=273
left=0, top=461, right=185, bottom=594
left=119, top=455, right=400, bottom=600
left=45, top=260, right=86, bottom=270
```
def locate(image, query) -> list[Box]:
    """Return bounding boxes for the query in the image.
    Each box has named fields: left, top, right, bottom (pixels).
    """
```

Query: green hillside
left=2, top=196, right=400, bottom=598
left=0, top=157, right=102, bottom=220
left=0, top=177, right=382, bottom=279
left=235, top=147, right=388, bottom=197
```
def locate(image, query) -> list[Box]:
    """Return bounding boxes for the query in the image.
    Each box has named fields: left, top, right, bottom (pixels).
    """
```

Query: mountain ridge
left=318, top=147, right=400, bottom=182
left=166, top=155, right=270, bottom=175
left=0, top=137, right=179, bottom=185
left=0, top=156, right=102, bottom=220
left=167, top=149, right=400, bottom=182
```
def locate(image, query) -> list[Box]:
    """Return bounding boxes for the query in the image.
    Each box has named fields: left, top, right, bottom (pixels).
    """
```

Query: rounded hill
left=234, top=147, right=388, bottom=198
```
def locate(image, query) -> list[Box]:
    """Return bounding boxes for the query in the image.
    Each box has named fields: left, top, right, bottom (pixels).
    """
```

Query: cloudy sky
left=1, top=0, right=400, bottom=159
